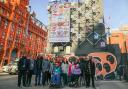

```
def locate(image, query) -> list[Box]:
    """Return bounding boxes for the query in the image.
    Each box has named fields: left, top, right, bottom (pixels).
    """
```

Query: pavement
left=98, top=80, right=128, bottom=89
left=0, top=75, right=128, bottom=89
left=0, top=72, right=9, bottom=76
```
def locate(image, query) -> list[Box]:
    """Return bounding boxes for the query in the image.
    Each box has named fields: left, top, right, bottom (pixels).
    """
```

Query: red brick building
left=0, top=0, right=47, bottom=67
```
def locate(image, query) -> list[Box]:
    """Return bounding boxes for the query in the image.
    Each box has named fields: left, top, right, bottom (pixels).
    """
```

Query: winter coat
left=18, top=57, right=27, bottom=71
left=34, top=58, right=42, bottom=71
left=29, top=59, right=34, bottom=70
left=68, top=63, right=72, bottom=76
left=85, top=60, right=95, bottom=75
left=42, top=59, right=50, bottom=72
left=49, top=62, right=54, bottom=73
left=53, top=66, right=62, bottom=75
left=79, top=60, right=85, bottom=74
left=72, top=64, right=81, bottom=75
left=61, top=63, right=69, bottom=74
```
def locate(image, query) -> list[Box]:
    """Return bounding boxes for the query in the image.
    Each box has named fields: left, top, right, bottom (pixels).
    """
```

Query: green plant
left=69, top=56, right=77, bottom=62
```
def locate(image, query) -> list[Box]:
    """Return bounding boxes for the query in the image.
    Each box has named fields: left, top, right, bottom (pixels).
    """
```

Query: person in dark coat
left=85, top=56, right=95, bottom=88
left=34, top=56, right=42, bottom=86
left=117, top=65, right=124, bottom=81
left=42, top=57, right=50, bottom=85
left=90, top=56, right=96, bottom=88
left=17, top=56, right=27, bottom=87
left=79, top=57, right=86, bottom=85
left=26, top=56, right=34, bottom=87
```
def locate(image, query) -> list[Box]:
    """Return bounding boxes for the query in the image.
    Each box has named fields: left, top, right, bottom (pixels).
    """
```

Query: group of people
left=17, top=55, right=96, bottom=88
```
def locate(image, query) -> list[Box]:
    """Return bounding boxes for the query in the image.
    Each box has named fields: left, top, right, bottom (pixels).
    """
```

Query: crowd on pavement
left=17, top=54, right=96, bottom=88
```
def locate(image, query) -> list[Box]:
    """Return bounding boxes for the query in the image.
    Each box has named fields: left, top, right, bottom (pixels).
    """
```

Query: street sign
left=100, top=41, right=106, bottom=47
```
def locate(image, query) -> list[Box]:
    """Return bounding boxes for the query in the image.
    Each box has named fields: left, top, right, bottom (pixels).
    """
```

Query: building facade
left=0, top=0, right=47, bottom=66
left=48, top=0, right=105, bottom=56
left=109, top=25, right=128, bottom=80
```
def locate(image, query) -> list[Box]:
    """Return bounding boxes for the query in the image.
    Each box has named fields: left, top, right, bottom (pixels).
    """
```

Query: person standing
left=79, top=57, right=86, bottom=85
left=90, top=56, right=96, bottom=88
left=34, top=56, right=42, bottom=86
left=72, top=62, right=81, bottom=87
left=117, top=65, right=124, bottom=81
left=26, top=56, right=34, bottom=87
left=61, top=60, right=69, bottom=86
left=42, top=57, right=50, bottom=85
left=49, top=59, right=54, bottom=83
left=85, top=56, right=95, bottom=88
left=17, top=56, right=27, bottom=87
left=40, top=56, right=45, bottom=86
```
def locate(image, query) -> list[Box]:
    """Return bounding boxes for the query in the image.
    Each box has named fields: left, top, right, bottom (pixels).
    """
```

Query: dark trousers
left=51, top=74, right=61, bottom=85
left=85, top=74, right=95, bottom=87
left=26, top=70, right=33, bottom=86
left=62, top=73, right=68, bottom=85
left=18, top=70, right=26, bottom=87
left=85, top=74, right=90, bottom=87
left=91, top=75, right=95, bottom=87
left=43, top=71, right=51, bottom=85
left=42, top=72, right=45, bottom=85
left=35, top=70, right=41, bottom=85
left=80, top=72, right=85, bottom=85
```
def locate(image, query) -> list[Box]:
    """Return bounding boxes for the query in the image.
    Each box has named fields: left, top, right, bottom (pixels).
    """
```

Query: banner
left=49, top=3, right=70, bottom=42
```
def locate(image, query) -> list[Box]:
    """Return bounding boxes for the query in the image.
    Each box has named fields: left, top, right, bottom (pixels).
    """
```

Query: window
left=2, top=32, right=6, bottom=39
left=0, top=17, right=2, bottom=25
left=11, top=23, right=14, bottom=32
left=14, top=15, right=17, bottom=21
left=4, top=19, right=8, bottom=29
left=19, top=19, right=24, bottom=25
left=6, top=11, right=9, bottom=17
left=8, top=34, right=13, bottom=40
left=0, top=8, right=4, bottom=14
left=28, top=32, right=32, bottom=38
left=0, top=43, right=3, bottom=50
left=23, top=31, right=26, bottom=37
left=0, top=45, right=3, bottom=50
left=16, top=28, right=21, bottom=34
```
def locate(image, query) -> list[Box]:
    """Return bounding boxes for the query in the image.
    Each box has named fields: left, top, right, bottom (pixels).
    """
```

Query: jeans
left=35, top=70, right=41, bottom=85
left=51, top=74, right=61, bottom=85
left=18, top=70, right=26, bottom=87
left=26, top=70, right=33, bottom=86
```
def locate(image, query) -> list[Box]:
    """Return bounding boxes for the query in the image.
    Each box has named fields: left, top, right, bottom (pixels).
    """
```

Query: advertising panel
left=49, top=3, right=70, bottom=42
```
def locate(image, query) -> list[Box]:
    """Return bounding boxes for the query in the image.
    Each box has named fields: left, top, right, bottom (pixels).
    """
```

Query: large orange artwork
left=88, top=52, right=117, bottom=78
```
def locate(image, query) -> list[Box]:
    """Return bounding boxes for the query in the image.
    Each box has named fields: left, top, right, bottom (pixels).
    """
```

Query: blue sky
left=30, top=0, right=128, bottom=28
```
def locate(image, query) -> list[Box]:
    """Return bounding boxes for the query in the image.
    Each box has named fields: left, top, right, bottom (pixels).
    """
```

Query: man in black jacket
left=79, top=57, right=86, bottom=85
left=26, top=56, right=34, bottom=87
left=90, top=56, right=96, bottom=88
left=85, top=56, right=95, bottom=88
left=18, top=56, right=27, bottom=87
left=34, top=56, right=42, bottom=86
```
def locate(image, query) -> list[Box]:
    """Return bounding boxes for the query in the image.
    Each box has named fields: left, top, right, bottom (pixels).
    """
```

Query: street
left=0, top=75, right=128, bottom=89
